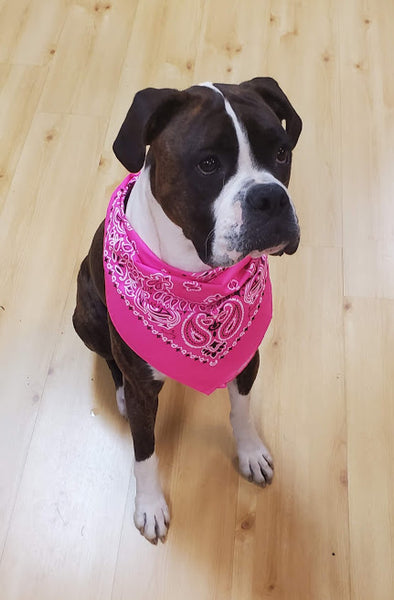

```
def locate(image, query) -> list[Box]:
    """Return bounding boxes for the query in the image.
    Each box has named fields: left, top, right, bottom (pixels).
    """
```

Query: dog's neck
left=125, top=167, right=210, bottom=272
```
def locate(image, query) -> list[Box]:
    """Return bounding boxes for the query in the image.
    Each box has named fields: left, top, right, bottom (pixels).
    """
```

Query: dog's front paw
left=237, top=438, right=274, bottom=486
left=134, top=493, right=170, bottom=544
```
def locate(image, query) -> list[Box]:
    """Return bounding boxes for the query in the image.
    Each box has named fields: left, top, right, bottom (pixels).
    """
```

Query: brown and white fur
left=73, top=78, right=302, bottom=543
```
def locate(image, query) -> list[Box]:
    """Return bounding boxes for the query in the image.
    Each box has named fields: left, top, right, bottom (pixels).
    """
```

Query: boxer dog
left=73, top=78, right=302, bottom=543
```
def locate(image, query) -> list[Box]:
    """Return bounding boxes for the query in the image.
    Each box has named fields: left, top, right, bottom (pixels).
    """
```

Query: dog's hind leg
left=73, top=256, right=125, bottom=408
left=228, top=350, right=274, bottom=487
left=73, top=257, right=111, bottom=354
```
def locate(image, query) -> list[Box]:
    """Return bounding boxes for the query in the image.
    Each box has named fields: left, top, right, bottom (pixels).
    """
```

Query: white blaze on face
left=199, top=83, right=295, bottom=266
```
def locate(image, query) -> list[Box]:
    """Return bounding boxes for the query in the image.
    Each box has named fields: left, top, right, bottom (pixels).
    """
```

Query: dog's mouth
left=207, top=232, right=300, bottom=267
left=273, top=237, right=300, bottom=256
left=250, top=244, right=286, bottom=258
left=250, top=236, right=300, bottom=258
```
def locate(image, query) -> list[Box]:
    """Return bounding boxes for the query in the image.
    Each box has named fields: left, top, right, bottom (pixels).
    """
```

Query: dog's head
left=113, top=78, right=302, bottom=267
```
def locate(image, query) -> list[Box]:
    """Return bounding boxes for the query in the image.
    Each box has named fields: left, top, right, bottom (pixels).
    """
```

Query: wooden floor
left=1, top=0, right=393, bottom=598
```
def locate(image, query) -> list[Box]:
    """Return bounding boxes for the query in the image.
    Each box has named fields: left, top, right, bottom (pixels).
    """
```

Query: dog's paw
left=237, top=438, right=274, bottom=486
left=134, top=493, right=170, bottom=544
left=116, top=386, right=128, bottom=419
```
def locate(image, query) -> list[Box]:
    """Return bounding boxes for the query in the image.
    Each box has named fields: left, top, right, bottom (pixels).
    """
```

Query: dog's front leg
left=123, top=376, right=170, bottom=544
left=228, top=351, right=274, bottom=486
left=125, top=384, right=170, bottom=544
left=109, top=325, right=169, bottom=544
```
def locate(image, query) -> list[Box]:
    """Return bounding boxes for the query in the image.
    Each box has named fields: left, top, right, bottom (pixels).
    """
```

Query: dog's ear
left=241, top=77, right=302, bottom=149
left=113, top=87, right=186, bottom=172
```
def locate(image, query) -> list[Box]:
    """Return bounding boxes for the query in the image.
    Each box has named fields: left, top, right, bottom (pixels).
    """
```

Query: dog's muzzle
left=242, top=183, right=300, bottom=256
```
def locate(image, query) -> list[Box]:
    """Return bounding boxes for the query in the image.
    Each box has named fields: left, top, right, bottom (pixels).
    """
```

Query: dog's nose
left=245, top=184, right=289, bottom=215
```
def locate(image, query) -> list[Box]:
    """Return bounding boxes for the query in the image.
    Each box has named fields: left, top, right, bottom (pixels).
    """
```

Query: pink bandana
left=104, top=174, right=272, bottom=395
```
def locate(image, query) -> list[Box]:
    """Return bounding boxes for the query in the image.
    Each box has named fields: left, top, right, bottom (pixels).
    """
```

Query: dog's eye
left=276, top=147, right=290, bottom=164
left=197, top=156, right=220, bottom=175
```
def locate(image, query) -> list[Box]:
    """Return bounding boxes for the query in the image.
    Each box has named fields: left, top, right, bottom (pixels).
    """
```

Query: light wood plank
left=3, top=0, right=67, bottom=66
left=39, top=0, right=138, bottom=116
left=194, top=0, right=271, bottom=84
left=0, top=294, right=132, bottom=600
left=340, top=0, right=394, bottom=299
left=121, top=0, right=205, bottom=88
left=0, top=112, right=105, bottom=554
left=0, top=0, right=31, bottom=63
left=345, top=298, right=394, bottom=600
left=249, top=247, right=350, bottom=599
left=0, top=64, right=47, bottom=202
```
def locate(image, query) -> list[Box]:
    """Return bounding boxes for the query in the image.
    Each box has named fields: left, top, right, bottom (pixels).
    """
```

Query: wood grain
left=0, top=1, right=393, bottom=598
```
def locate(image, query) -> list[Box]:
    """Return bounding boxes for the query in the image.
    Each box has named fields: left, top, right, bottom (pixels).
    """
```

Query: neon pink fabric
left=104, top=173, right=272, bottom=395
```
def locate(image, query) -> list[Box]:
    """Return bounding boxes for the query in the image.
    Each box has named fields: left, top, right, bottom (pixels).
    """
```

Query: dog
left=73, top=78, right=302, bottom=544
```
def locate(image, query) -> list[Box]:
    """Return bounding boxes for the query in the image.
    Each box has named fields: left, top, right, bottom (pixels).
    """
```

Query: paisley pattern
left=103, top=174, right=272, bottom=392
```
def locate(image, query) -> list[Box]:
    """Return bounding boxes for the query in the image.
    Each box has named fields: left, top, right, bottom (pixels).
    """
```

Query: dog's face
left=113, top=78, right=302, bottom=268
